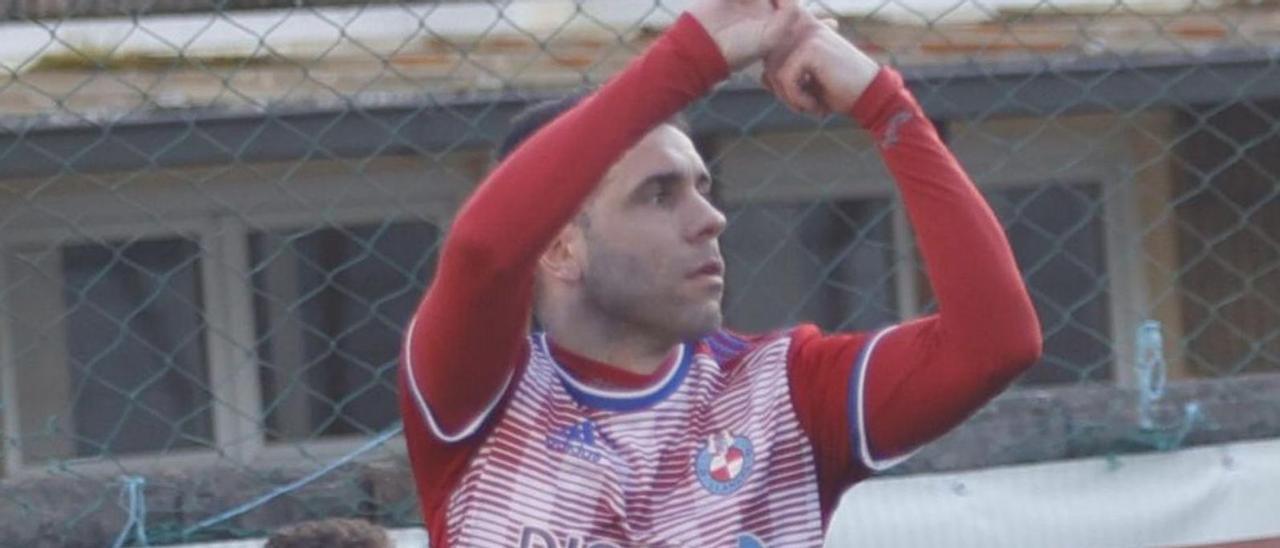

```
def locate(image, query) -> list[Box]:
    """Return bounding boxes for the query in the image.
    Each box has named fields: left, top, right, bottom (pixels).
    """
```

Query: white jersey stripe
left=402, top=315, right=515, bottom=442
left=853, top=324, right=922, bottom=471
left=444, top=332, right=828, bottom=546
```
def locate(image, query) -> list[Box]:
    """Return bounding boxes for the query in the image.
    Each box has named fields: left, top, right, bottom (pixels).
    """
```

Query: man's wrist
left=849, top=65, right=902, bottom=130
left=844, top=51, right=881, bottom=107
left=669, top=12, right=732, bottom=89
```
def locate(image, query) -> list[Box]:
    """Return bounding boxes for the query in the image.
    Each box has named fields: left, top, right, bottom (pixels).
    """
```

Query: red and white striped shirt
left=398, top=11, right=1040, bottom=548
left=422, top=329, right=872, bottom=546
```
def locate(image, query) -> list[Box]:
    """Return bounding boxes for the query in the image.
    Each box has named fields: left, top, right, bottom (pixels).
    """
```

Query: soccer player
left=399, top=0, right=1042, bottom=545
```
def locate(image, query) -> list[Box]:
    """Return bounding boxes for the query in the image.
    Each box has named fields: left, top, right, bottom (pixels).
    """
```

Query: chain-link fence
left=0, top=0, right=1277, bottom=545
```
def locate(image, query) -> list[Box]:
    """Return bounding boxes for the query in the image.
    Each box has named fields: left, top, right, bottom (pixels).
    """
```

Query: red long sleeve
left=403, top=14, right=729, bottom=436
left=786, top=68, right=1041, bottom=518
left=851, top=67, right=1043, bottom=460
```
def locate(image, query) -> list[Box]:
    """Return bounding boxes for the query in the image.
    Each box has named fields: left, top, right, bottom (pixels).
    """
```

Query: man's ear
left=539, top=224, right=585, bottom=283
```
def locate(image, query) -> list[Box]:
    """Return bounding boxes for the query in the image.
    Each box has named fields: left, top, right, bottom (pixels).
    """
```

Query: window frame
left=0, top=110, right=1154, bottom=475
left=0, top=155, right=479, bottom=477
left=710, top=111, right=1146, bottom=386
left=943, top=114, right=1147, bottom=387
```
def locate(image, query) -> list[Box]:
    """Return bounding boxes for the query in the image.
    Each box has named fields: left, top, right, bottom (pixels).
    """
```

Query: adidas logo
left=544, top=419, right=603, bottom=464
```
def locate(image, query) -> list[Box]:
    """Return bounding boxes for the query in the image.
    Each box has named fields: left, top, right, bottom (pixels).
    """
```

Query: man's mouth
left=689, top=259, right=724, bottom=279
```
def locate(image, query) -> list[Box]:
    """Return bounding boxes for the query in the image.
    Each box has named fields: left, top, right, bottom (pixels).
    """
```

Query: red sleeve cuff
left=848, top=66, right=908, bottom=131
left=667, top=13, right=731, bottom=94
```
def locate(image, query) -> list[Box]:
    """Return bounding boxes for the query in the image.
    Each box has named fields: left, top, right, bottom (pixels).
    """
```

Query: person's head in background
left=264, top=518, right=391, bottom=548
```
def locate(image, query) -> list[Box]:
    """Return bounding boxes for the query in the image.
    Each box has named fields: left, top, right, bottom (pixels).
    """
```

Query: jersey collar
left=538, top=333, right=694, bottom=412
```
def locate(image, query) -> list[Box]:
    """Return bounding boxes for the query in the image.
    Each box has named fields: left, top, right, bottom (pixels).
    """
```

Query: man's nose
left=687, top=193, right=727, bottom=243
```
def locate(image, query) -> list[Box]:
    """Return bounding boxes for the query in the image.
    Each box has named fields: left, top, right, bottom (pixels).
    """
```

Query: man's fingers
left=820, top=17, right=839, bottom=30
left=760, top=0, right=817, bottom=54
left=754, top=2, right=838, bottom=115
left=799, top=72, right=831, bottom=117
left=761, top=6, right=823, bottom=73
left=773, top=44, right=822, bottom=114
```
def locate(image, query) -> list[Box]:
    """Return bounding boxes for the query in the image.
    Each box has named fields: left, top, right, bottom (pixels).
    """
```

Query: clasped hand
left=687, top=0, right=881, bottom=116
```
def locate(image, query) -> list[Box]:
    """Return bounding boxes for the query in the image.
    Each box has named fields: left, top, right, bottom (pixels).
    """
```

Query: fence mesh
left=0, top=0, right=1278, bottom=544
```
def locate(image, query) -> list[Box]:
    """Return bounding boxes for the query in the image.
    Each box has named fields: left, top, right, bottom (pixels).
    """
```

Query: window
left=942, top=113, right=1146, bottom=385
left=987, top=182, right=1112, bottom=384
left=711, top=127, right=902, bottom=334
left=0, top=155, right=478, bottom=474
left=62, top=238, right=214, bottom=456
left=905, top=180, right=1114, bottom=385
left=250, top=221, right=439, bottom=442
left=1174, top=102, right=1280, bottom=377
left=714, top=112, right=1141, bottom=386
left=4, top=235, right=213, bottom=465
left=722, top=199, right=898, bottom=333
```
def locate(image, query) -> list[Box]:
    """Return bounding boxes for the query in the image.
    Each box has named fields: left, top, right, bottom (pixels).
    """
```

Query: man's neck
left=539, top=304, right=678, bottom=377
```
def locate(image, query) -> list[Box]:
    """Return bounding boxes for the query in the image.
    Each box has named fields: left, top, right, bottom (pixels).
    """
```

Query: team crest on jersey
left=694, top=430, right=754, bottom=495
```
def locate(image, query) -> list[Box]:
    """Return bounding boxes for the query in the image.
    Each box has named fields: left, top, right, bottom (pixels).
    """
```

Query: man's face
left=574, top=124, right=727, bottom=341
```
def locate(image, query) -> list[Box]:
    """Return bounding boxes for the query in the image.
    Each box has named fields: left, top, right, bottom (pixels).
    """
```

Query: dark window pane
left=987, top=182, right=1112, bottom=384
left=1175, top=102, right=1280, bottom=377
left=62, top=237, right=212, bottom=457
left=722, top=199, right=897, bottom=333
left=250, top=221, right=439, bottom=441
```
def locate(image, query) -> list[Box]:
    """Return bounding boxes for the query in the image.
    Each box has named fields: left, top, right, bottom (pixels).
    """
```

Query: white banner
left=827, top=438, right=1280, bottom=547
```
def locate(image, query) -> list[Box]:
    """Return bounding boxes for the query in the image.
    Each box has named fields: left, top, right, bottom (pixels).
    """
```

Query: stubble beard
left=581, top=244, right=723, bottom=343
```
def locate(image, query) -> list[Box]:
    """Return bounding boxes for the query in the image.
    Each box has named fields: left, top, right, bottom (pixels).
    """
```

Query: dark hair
left=265, top=518, right=390, bottom=548
left=496, top=94, right=584, bottom=162
left=495, top=93, right=692, bottom=164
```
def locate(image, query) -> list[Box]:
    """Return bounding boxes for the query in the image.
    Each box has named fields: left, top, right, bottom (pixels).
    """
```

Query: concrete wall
left=1, top=373, right=1276, bottom=546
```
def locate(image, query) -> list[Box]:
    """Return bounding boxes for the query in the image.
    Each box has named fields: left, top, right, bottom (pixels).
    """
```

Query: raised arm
left=404, top=1, right=812, bottom=437
left=773, top=23, right=1042, bottom=470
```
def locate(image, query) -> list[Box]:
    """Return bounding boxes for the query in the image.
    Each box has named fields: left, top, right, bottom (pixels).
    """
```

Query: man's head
left=264, top=518, right=390, bottom=548
left=499, top=97, right=727, bottom=344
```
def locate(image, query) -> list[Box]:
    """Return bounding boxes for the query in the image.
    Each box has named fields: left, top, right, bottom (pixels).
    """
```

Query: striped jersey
left=396, top=17, right=1041, bottom=543
left=402, top=326, right=905, bottom=547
